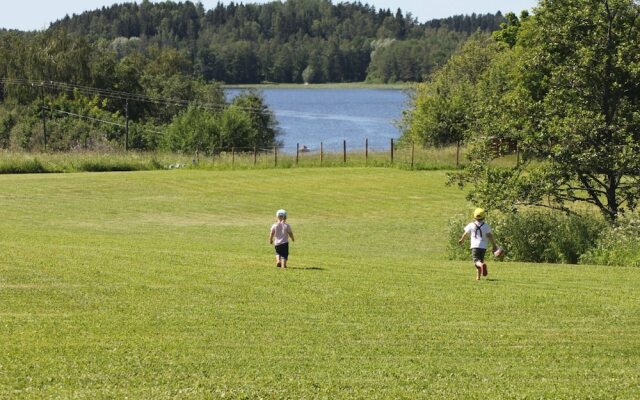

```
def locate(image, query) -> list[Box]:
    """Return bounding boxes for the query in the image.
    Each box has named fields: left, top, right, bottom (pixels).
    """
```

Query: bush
left=581, top=217, right=640, bottom=267
left=447, top=214, right=473, bottom=261
left=491, top=211, right=605, bottom=264
left=448, top=210, right=605, bottom=264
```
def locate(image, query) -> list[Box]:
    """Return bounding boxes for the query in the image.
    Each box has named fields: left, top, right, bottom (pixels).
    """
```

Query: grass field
left=0, top=168, right=638, bottom=399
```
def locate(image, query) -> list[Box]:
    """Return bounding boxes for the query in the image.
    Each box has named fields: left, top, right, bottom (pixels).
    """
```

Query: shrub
left=447, top=213, right=473, bottom=261
left=581, top=217, right=640, bottom=267
left=491, top=211, right=604, bottom=264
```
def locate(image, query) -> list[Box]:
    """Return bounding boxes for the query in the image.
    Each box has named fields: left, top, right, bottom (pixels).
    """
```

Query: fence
left=198, top=139, right=485, bottom=170
left=0, top=140, right=523, bottom=174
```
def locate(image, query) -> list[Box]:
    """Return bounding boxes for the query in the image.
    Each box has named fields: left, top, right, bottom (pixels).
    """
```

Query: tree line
left=46, top=0, right=505, bottom=84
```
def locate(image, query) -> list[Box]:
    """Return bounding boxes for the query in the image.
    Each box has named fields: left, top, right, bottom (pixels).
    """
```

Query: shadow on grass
left=287, top=266, right=326, bottom=271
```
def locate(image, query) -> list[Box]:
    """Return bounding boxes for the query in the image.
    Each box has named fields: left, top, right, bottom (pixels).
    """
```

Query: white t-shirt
left=271, top=222, right=292, bottom=245
left=464, top=221, right=492, bottom=249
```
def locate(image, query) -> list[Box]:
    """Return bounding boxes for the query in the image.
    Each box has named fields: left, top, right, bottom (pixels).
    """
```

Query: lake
left=226, top=88, right=410, bottom=153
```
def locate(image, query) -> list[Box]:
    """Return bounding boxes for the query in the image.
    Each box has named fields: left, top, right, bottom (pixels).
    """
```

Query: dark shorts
left=471, top=248, right=487, bottom=264
left=275, top=242, right=289, bottom=259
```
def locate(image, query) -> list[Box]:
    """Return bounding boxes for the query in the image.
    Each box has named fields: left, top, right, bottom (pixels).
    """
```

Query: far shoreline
left=222, top=82, right=414, bottom=90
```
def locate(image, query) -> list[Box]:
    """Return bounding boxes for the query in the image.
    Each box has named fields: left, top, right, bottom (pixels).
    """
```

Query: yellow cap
left=473, top=208, right=485, bottom=220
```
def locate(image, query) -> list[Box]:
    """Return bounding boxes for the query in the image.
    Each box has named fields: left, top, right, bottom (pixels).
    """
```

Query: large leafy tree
left=230, top=90, right=280, bottom=149
left=164, top=105, right=219, bottom=153
left=163, top=90, right=278, bottom=153
left=401, top=33, right=502, bottom=146
left=454, top=0, right=640, bottom=223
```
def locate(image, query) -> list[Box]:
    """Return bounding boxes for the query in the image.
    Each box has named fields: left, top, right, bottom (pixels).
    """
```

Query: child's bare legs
left=475, top=261, right=483, bottom=280
left=275, top=255, right=288, bottom=268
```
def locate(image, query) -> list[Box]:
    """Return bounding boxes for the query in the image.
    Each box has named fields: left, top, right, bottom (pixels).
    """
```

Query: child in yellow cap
left=458, top=208, right=498, bottom=280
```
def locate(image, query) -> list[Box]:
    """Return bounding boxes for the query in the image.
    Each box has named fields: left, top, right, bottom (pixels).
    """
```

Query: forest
left=46, top=0, right=505, bottom=84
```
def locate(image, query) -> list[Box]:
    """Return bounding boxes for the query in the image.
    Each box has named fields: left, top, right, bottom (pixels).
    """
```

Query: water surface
left=227, top=88, right=409, bottom=153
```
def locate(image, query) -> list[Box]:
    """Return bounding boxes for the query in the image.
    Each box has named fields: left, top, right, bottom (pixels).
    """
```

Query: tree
left=401, top=33, right=502, bottom=146
left=230, top=89, right=280, bottom=148
left=164, top=105, right=219, bottom=153
left=452, top=0, right=640, bottom=223
left=492, top=11, right=528, bottom=48
left=217, top=106, right=253, bottom=149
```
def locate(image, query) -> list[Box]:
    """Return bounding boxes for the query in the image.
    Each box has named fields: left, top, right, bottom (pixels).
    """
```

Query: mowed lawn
left=0, top=168, right=638, bottom=399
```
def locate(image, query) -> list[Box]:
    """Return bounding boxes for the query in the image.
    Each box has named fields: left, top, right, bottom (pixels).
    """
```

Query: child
left=458, top=208, right=497, bottom=280
left=269, top=209, right=295, bottom=268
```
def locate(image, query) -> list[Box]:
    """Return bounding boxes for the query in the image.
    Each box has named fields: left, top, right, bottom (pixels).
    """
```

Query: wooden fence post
left=232, top=147, right=235, bottom=166
left=274, top=146, right=278, bottom=167
left=343, top=140, right=347, bottom=163
left=390, top=138, right=394, bottom=164
left=296, top=143, right=299, bottom=166
left=365, top=138, right=369, bottom=165
left=320, top=142, right=323, bottom=166
left=254, top=145, right=257, bottom=166
left=456, top=140, right=460, bottom=167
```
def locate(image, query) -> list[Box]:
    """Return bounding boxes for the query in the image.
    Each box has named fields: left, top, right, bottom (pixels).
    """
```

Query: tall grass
left=0, top=145, right=523, bottom=173
left=581, top=216, right=640, bottom=267
left=198, top=145, right=468, bottom=170
left=0, top=151, right=180, bottom=173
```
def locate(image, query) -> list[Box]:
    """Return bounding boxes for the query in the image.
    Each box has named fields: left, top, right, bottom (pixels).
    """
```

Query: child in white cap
left=458, top=208, right=498, bottom=280
left=269, top=209, right=295, bottom=268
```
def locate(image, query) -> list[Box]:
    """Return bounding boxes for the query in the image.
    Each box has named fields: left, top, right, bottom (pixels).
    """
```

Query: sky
left=1, top=0, right=538, bottom=31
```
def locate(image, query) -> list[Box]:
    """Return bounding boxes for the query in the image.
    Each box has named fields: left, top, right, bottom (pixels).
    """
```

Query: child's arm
left=458, top=231, right=468, bottom=245
left=288, top=226, right=295, bottom=242
left=269, top=227, right=275, bottom=244
left=487, top=232, right=498, bottom=251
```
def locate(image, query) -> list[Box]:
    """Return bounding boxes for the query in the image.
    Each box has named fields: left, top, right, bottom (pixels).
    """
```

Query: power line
left=47, top=107, right=165, bottom=136
left=49, top=108, right=124, bottom=127
left=0, top=78, right=269, bottom=114
left=1, top=78, right=275, bottom=149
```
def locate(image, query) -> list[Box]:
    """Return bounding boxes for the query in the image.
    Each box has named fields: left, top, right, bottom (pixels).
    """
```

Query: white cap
left=276, top=209, right=287, bottom=217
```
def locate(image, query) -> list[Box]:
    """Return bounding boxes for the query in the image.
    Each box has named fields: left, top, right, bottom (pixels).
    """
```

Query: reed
left=0, top=144, right=523, bottom=174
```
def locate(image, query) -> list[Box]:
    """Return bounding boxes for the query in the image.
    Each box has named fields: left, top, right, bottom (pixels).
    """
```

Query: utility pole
left=125, top=100, right=129, bottom=151
left=40, top=85, right=47, bottom=151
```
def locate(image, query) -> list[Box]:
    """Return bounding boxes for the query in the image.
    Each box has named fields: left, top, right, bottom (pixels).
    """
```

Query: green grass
left=0, top=168, right=638, bottom=399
